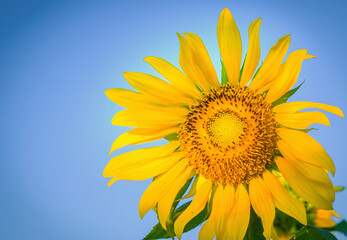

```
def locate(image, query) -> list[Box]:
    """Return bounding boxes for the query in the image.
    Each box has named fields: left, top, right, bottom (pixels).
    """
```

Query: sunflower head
left=179, top=85, right=278, bottom=185
left=104, top=7, right=343, bottom=240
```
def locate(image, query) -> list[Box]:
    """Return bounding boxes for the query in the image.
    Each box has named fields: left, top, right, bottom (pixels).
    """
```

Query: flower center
left=206, top=110, right=245, bottom=149
left=178, top=85, right=278, bottom=185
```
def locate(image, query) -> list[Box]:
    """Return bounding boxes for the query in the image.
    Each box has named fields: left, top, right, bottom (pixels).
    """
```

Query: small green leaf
left=164, top=133, right=178, bottom=142
left=324, top=220, right=347, bottom=236
left=143, top=222, right=171, bottom=240
left=143, top=200, right=209, bottom=240
left=290, top=225, right=337, bottom=240
left=221, top=60, right=228, bottom=85
left=272, top=81, right=304, bottom=107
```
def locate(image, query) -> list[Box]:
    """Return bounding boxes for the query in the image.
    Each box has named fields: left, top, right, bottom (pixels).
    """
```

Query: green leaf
left=181, top=203, right=209, bottom=234
left=143, top=201, right=209, bottom=240
left=143, top=202, right=191, bottom=240
left=143, top=222, right=171, bottom=240
left=271, top=81, right=304, bottom=107
left=290, top=225, right=337, bottom=240
left=244, top=207, right=266, bottom=240
left=324, top=220, right=347, bottom=236
left=221, top=60, right=228, bottom=85
left=165, top=178, right=193, bottom=237
left=164, top=133, right=178, bottom=142
left=173, top=178, right=193, bottom=210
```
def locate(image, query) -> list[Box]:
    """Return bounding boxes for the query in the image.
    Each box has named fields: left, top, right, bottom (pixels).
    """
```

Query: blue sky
left=1, top=0, right=346, bottom=239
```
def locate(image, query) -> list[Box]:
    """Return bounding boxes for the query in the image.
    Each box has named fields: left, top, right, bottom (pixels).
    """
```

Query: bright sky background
left=1, top=0, right=346, bottom=239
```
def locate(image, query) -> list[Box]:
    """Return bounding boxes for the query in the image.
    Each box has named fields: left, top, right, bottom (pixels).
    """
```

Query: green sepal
left=323, top=220, right=347, bottom=236
left=172, top=178, right=193, bottom=210
left=164, top=133, right=179, bottom=142
left=143, top=221, right=172, bottom=240
left=143, top=201, right=209, bottom=240
left=271, top=81, right=304, bottom=107
left=299, top=128, right=317, bottom=133
left=221, top=60, right=228, bottom=85
left=238, top=56, right=246, bottom=83
left=165, top=178, right=193, bottom=237
left=289, top=225, right=337, bottom=240
left=252, top=62, right=262, bottom=80
left=274, top=209, right=304, bottom=238
left=244, top=207, right=266, bottom=240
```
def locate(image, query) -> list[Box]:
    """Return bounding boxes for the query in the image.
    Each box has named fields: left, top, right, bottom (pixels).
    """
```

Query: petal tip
left=254, top=17, right=262, bottom=24
left=122, top=72, right=130, bottom=77
left=305, top=53, right=316, bottom=59
left=143, top=56, right=154, bottom=63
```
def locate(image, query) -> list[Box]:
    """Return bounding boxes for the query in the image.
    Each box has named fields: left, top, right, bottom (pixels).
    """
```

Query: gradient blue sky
left=1, top=0, right=346, bottom=239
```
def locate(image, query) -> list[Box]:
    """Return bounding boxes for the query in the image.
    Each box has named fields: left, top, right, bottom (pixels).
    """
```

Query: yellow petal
left=249, top=177, right=275, bottom=239
left=240, top=18, right=261, bottom=86
left=273, top=101, right=344, bottom=118
left=226, top=184, right=250, bottom=240
left=248, top=35, right=291, bottom=91
left=266, top=50, right=314, bottom=102
left=158, top=167, right=194, bottom=229
left=275, top=111, right=330, bottom=129
left=144, top=56, right=202, bottom=99
left=106, top=152, right=184, bottom=186
left=104, top=142, right=180, bottom=182
left=184, top=33, right=220, bottom=88
left=287, top=157, right=335, bottom=202
left=276, top=156, right=333, bottom=210
left=104, top=142, right=179, bottom=174
left=199, top=185, right=231, bottom=240
left=213, top=186, right=230, bottom=239
left=277, top=128, right=335, bottom=175
left=123, top=72, right=195, bottom=105
left=180, top=176, right=199, bottom=200
left=314, top=209, right=340, bottom=228
left=180, top=174, right=209, bottom=200
left=278, top=135, right=335, bottom=203
left=109, top=126, right=179, bottom=155
left=105, top=88, right=161, bottom=108
left=199, top=220, right=215, bottom=240
left=174, top=180, right=212, bottom=239
left=310, top=180, right=335, bottom=203
left=262, top=170, right=307, bottom=225
left=177, top=33, right=210, bottom=92
left=138, top=159, right=188, bottom=219
left=111, top=106, right=187, bottom=128
left=217, top=8, right=242, bottom=85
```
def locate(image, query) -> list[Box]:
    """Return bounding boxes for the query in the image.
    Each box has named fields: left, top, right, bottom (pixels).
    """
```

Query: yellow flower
left=104, top=8, right=343, bottom=240
left=313, top=209, right=340, bottom=228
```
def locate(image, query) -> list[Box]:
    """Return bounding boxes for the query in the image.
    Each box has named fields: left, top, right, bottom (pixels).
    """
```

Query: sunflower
left=312, top=209, right=340, bottom=229
left=104, top=8, right=343, bottom=240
